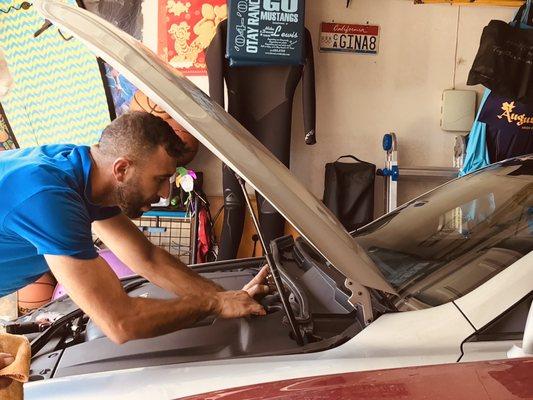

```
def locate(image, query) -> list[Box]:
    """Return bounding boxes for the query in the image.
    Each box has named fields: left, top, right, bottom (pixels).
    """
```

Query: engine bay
left=10, top=236, right=367, bottom=382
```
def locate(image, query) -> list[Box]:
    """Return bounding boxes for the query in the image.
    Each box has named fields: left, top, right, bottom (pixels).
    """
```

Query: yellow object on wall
left=415, top=0, right=523, bottom=6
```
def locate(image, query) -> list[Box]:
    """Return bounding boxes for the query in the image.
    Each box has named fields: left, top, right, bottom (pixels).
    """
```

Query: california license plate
left=320, top=22, right=379, bottom=55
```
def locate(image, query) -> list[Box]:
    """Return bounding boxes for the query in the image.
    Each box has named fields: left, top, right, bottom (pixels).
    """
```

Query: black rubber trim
left=49, top=349, right=64, bottom=379
left=453, top=300, right=476, bottom=362
left=271, top=239, right=311, bottom=324
left=454, top=291, right=533, bottom=362
left=96, top=58, right=117, bottom=121
left=452, top=301, right=476, bottom=331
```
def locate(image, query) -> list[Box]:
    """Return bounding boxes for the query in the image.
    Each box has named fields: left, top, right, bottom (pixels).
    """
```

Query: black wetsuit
left=206, top=19, right=316, bottom=260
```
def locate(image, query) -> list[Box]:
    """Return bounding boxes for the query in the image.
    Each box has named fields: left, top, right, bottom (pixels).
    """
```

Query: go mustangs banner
left=227, top=0, right=306, bottom=66
left=320, top=23, right=380, bottom=55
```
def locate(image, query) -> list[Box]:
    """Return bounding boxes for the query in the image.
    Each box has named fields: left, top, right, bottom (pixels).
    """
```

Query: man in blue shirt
left=0, top=111, right=268, bottom=343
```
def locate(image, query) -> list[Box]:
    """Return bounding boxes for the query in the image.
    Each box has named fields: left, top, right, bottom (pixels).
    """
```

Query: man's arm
left=92, top=214, right=224, bottom=296
left=44, top=254, right=265, bottom=344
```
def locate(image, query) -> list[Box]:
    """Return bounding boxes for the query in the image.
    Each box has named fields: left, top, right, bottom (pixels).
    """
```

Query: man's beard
left=115, top=180, right=158, bottom=219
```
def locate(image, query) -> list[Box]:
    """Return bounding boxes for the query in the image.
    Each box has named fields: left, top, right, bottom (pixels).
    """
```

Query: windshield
left=354, top=157, right=533, bottom=307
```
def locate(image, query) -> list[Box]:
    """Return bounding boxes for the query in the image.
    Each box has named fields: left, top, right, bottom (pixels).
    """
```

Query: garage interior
left=0, top=0, right=533, bottom=398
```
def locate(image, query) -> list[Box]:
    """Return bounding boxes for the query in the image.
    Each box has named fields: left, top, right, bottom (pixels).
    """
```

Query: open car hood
left=34, top=0, right=394, bottom=294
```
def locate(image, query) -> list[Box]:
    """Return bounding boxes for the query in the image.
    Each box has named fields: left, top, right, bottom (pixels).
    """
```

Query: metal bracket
left=381, top=165, right=399, bottom=182
left=383, top=132, right=398, bottom=213
left=345, top=279, right=373, bottom=325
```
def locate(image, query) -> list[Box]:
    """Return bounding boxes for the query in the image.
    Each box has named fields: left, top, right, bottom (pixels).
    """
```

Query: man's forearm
left=139, top=246, right=224, bottom=296
left=92, top=215, right=224, bottom=295
left=113, top=293, right=219, bottom=343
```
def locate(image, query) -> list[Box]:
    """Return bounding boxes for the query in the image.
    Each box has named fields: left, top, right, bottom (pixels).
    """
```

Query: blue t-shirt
left=0, top=145, right=121, bottom=296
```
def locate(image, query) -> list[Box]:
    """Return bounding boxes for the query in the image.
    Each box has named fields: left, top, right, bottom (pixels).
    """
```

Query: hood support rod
left=236, top=174, right=305, bottom=346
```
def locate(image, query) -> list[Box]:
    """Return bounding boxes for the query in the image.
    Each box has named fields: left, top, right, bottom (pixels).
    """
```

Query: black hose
left=0, top=2, right=31, bottom=13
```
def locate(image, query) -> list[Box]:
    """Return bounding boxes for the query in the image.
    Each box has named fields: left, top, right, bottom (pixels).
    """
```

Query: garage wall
left=144, top=1, right=515, bottom=214
left=291, top=1, right=515, bottom=211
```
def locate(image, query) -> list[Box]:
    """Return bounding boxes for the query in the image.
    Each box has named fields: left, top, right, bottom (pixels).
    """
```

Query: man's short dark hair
left=98, top=111, right=187, bottom=162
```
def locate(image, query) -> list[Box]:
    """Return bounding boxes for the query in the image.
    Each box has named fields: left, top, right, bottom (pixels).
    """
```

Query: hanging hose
left=0, top=2, right=32, bottom=14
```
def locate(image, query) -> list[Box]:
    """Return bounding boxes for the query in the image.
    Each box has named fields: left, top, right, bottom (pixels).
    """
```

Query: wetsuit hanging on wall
left=206, top=19, right=316, bottom=260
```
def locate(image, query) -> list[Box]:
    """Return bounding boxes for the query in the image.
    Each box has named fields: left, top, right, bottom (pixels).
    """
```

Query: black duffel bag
left=323, top=155, right=375, bottom=232
left=468, top=4, right=533, bottom=104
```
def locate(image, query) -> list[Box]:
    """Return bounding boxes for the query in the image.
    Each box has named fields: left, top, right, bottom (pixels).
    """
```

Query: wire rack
left=131, top=211, right=194, bottom=264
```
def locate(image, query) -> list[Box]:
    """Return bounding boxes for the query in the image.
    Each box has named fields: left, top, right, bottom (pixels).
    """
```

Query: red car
left=180, top=358, right=533, bottom=400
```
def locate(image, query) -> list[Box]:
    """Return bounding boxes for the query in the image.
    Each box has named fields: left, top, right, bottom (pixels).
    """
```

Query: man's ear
left=112, top=157, right=132, bottom=183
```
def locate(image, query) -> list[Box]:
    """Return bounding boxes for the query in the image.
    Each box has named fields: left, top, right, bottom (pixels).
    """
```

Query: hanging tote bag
left=323, top=155, right=376, bottom=232
left=467, top=2, right=533, bottom=104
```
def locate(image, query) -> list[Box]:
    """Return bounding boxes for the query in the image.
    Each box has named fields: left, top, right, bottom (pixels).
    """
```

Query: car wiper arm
left=30, top=308, right=84, bottom=356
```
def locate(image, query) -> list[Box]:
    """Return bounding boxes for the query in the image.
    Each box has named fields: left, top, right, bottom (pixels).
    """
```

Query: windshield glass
left=354, top=158, right=533, bottom=307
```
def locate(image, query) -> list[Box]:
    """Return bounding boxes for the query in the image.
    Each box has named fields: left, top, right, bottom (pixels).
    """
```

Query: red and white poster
left=320, top=22, right=380, bottom=55
left=158, top=0, right=227, bottom=76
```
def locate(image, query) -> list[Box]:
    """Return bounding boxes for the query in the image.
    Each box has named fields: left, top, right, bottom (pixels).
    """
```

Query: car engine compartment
left=9, top=236, right=366, bottom=381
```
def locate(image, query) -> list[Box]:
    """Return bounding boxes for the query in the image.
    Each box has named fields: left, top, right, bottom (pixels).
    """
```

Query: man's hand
left=212, top=265, right=270, bottom=318
left=242, top=265, right=271, bottom=299
left=212, top=266, right=272, bottom=319
left=215, top=291, right=266, bottom=318
left=0, top=352, right=14, bottom=390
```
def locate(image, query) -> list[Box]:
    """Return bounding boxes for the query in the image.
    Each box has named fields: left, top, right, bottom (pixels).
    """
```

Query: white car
left=18, top=1, right=533, bottom=399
